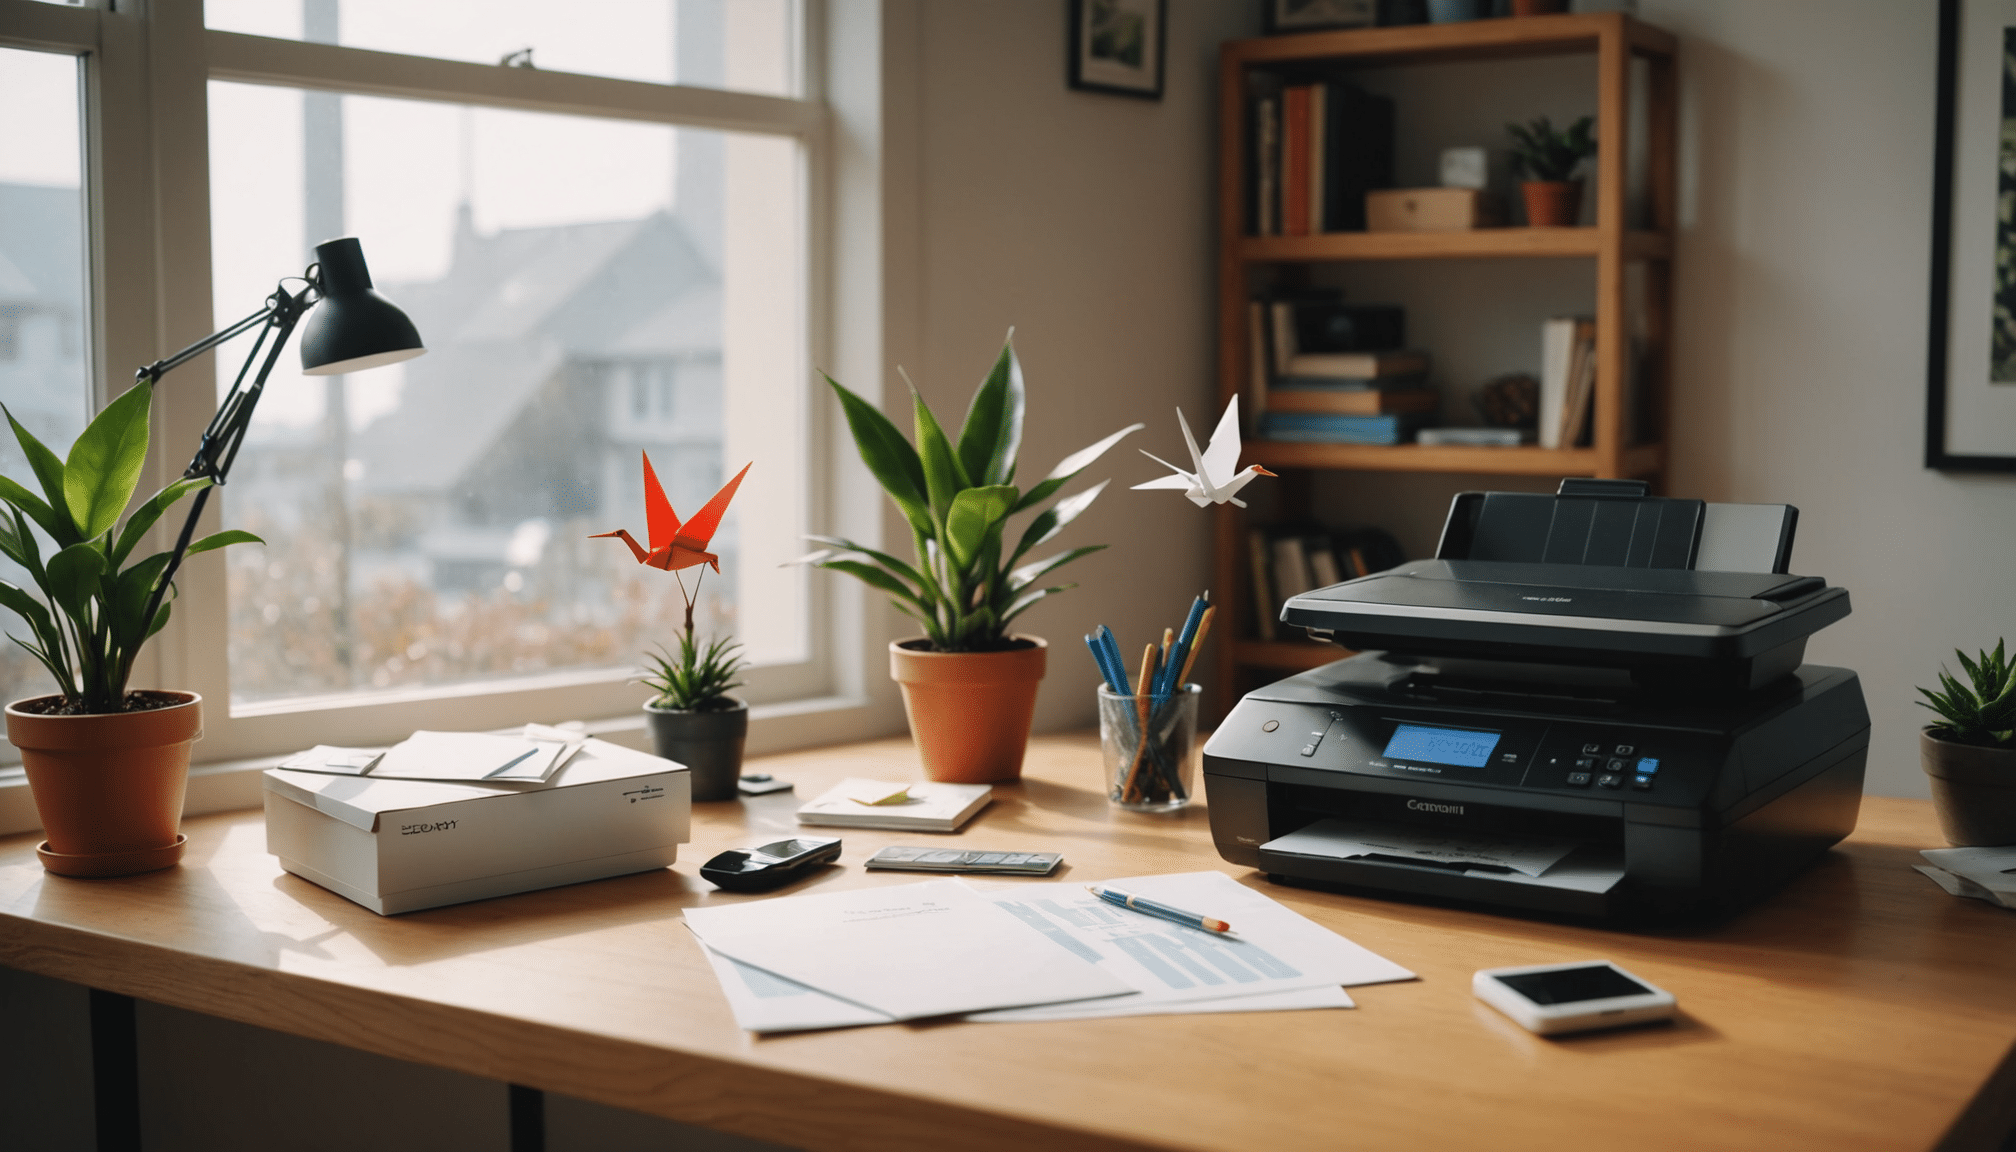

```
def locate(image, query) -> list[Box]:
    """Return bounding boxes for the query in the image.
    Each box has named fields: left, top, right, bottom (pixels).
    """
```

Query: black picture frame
left=1262, top=0, right=1379, bottom=35
left=1926, top=0, right=2016, bottom=469
left=1068, top=0, right=1167, bottom=101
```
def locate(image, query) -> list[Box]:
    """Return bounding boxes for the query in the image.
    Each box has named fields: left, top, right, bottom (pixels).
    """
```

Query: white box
left=263, top=737, right=690, bottom=915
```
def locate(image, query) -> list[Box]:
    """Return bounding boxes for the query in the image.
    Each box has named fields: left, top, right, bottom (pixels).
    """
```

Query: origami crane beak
left=1251, top=466, right=1278, bottom=477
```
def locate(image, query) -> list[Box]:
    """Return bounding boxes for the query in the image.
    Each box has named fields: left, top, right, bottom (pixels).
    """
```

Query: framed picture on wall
left=1068, top=0, right=1167, bottom=100
left=1927, top=0, right=2016, bottom=468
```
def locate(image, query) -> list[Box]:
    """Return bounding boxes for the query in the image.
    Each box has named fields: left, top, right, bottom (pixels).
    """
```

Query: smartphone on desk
left=1473, top=960, right=1676, bottom=1036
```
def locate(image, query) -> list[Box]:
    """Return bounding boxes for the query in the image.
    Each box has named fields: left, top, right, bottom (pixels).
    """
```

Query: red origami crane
left=593, top=454, right=752, bottom=574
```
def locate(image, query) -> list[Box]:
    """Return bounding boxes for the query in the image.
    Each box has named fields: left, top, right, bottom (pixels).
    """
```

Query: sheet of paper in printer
left=1918, top=846, right=2016, bottom=909
left=1266, top=817, right=1577, bottom=878
left=687, top=871, right=1414, bottom=1033
left=276, top=724, right=588, bottom=783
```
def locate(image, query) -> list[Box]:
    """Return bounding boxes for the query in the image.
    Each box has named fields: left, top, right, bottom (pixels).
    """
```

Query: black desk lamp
left=133, top=236, right=424, bottom=629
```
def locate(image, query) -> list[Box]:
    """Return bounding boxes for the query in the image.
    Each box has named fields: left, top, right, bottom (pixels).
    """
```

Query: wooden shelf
left=1235, top=640, right=1347, bottom=671
left=1247, top=440, right=1664, bottom=477
left=1223, top=11, right=1676, bottom=69
left=1239, top=227, right=1670, bottom=263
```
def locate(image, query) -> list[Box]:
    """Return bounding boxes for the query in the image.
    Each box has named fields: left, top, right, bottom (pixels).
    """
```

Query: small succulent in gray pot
left=1917, top=640, right=2016, bottom=846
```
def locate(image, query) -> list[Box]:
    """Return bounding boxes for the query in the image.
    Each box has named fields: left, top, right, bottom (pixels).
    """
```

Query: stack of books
left=1245, top=525, right=1404, bottom=642
left=1248, top=79, right=1394, bottom=235
left=1537, top=316, right=1596, bottom=450
left=1246, top=293, right=1435, bottom=445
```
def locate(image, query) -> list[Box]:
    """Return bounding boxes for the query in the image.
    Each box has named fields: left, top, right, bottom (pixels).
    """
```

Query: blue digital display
left=1382, top=723, right=1501, bottom=768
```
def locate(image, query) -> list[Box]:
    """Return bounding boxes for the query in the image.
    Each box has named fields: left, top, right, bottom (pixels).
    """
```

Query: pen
left=1087, top=883, right=1233, bottom=934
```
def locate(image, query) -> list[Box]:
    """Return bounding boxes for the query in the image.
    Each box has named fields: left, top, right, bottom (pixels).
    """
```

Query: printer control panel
left=1244, top=702, right=1703, bottom=800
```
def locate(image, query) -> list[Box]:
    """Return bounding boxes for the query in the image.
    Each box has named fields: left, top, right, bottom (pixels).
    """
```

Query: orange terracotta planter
left=889, top=638, right=1047, bottom=784
left=7, top=692, right=202, bottom=877
left=1521, top=180, right=1582, bottom=227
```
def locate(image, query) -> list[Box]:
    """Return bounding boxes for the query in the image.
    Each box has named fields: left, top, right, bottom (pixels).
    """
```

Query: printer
left=1202, top=479, right=1869, bottom=918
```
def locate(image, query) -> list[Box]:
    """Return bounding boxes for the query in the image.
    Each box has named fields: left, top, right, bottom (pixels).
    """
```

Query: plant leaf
left=108, top=552, right=172, bottom=649
left=110, top=477, right=212, bottom=569
left=184, top=528, right=264, bottom=557
left=911, top=387, right=971, bottom=521
left=825, top=373, right=934, bottom=538
left=1000, top=583, right=1076, bottom=626
left=943, top=485, right=1017, bottom=570
left=2, top=405, right=74, bottom=543
left=804, top=534, right=932, bottom=596
left=1008, top=544, right=1105, bottom=592
left=1010, top=479, right=1109, bottom=566
left=815, top=558, right=930, bottom=608
left=956, top=338, right=1024, bottom=487
left=63, top=381, right=154, bottom=541
left=0, top=474, right=63, bottom=544
left=44, top=542, right=105, bottom=621
left=1011, top=423, right=1143, bottom=513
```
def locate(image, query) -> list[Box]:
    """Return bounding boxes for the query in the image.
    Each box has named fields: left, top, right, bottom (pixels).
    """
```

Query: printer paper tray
left=1259, top=819, right=1625, bottom=916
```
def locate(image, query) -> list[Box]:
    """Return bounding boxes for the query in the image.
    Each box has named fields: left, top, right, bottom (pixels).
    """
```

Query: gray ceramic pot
left=646, top=698, right=748, bottom=803
left=1921, top=728, right=2016, bottom=846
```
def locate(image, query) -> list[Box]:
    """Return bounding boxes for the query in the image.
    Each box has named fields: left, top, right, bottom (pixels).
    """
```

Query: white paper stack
left=275, top=724, right=588, bottom=784
left=794, top=778, right=993, bottom=832
left=1917, top=846, right=2016, bottom=909
left=684, top=871, right=1415, bottom=1033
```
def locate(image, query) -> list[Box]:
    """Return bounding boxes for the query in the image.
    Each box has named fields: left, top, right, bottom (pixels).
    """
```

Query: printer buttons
left=1262, top=720, right=1279, bottom=732
left=1300, top=744, right=1318, bottom=757
left=1632, top=776, right=1654, bottom=790
left=1574, top=757, right=1598, bottom=771
left=1565, top=772, right=1592, bottom=787
left=1596, top=774, right=1623, bottom=788
left=1614, top=744, right=1636, bottom=756
left=1581, top=742, right=1603, bottom=755
left=1499, top=752, right=1518, bottom=764
left=1605, top=757, right=1631, bottom=774
left=1635, top=757, right=1660, bottom=775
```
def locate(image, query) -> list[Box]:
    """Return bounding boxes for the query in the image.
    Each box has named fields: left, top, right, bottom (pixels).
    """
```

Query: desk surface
left=1, top=733, right=2013, bottom=1152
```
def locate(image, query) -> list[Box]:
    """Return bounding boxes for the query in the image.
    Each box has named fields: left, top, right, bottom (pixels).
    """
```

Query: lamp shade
left=299, top=237, right=426, bottom=376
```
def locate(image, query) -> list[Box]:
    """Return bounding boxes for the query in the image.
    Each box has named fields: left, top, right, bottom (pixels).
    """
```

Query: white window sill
left=0, top=692, right=878, bottom=838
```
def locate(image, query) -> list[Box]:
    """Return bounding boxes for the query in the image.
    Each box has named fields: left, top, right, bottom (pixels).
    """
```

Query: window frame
left=0, top=0, right=903, bottom=833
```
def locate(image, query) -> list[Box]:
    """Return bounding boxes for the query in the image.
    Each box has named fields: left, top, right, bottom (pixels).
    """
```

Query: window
left=0, top=0, right=857, bottom=780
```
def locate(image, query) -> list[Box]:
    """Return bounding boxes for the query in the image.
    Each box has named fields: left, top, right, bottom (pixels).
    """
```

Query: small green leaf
left=1008, top=544, right=1105, bottom=592
left=44, top=542, right=105, bottom=621
left=0, top=474, right=63, bottom=544
left=1000, top=583, right=1076, bottom=626
left=955, top=338, right=1024, bottom=487
left=185, top=528, right=264, bottom=557
left=110, top=477, right=212, bottom=568
left=943, top=485, right=1017, bottom=570
left=63, top=381, right=154, bottom=541
left=108, top=552, right=171, bottom=649
left=911, top=387, right=971, bottom=521
left=826, top=374, right=934, bottom=538
left=1011, top=479, right=1109, bottom=566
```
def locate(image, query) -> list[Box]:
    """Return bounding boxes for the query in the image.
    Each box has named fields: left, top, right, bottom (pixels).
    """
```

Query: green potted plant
left=800, top=334, right=1141, bottom=783
left=1917, top=641, right=2016, bottom=846
left=0, top=382, right=261, bottom=877
left=593, top=457, right=752, bottom=801
left=1506, top=114, right=1596, bottom=227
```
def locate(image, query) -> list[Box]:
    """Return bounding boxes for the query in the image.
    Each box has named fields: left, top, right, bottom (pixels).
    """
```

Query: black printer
left=1201, top=479, right=1869, bottom=918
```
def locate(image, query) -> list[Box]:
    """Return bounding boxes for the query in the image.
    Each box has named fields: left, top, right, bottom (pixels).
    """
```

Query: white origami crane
left=1132, top=397, right=1276, bottom=508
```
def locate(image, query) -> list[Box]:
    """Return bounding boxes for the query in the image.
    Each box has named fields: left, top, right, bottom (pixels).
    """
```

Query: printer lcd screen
left=1383, top=723, right=1501, bottom=768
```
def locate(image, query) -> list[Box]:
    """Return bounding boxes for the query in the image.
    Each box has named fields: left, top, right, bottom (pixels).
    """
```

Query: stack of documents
left=795, top=778, right=993, bottom=832
left=1917, top=846, right=2016, bottom=908
left=278, top=724, right=588, bottom=784
left=684, top=871, right=1415, bottom=1033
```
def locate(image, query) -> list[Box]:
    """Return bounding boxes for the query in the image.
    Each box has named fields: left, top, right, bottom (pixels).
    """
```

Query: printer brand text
left=1406, top=799, right=1465, bottom=816
left=1521, top=596, right=1574, bottom=603
left=400, top=819, right=458, bottom=835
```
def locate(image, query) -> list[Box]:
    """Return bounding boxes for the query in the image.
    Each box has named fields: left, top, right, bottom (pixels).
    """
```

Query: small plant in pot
left=0, top=383, right=261, bottom=877
left=797, top=332, right=1141, bottom=784
left=1918, top=641, right=2016, bottom=846
left=593, top=455, right=752, bottom=802
left=1506, top=114, right=1596, bottom=227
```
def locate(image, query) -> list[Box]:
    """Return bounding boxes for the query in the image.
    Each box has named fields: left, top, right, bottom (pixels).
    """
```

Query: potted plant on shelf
left=1918, top=641, right=2016, bottom=846
left=0, top=383, right=261, bottom=877
left=799, top=334, right=1141, bottom=783
left=1506, top=114, right=1596, bottom=227
left=593, top=455, right=752, bottom=802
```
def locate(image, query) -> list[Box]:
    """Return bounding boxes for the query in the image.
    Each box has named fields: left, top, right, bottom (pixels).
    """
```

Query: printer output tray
left=1260, top=819, right=1624, bottom=917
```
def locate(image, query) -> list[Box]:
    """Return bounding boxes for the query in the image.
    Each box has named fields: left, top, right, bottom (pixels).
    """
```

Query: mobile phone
left=700, top=836, right=842, bottom=892
left=1473, top=960, right=1676, bottom=1036
left=864, top=846, right=1063, bottom=875
left=737, top=773, right=794, bottom=796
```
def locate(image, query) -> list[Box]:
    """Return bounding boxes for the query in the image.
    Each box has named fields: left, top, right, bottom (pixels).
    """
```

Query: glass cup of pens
left=1099, top=682, right=1201, bottom=813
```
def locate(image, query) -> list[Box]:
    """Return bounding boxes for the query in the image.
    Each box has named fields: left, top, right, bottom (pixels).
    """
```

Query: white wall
left=885, top=0, right=1257, bottom=736
left=1636, top=0, right=1964, bottom=798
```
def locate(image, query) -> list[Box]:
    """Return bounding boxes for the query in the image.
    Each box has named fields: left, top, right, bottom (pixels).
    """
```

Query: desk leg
left=509, top=1083, right=546, bottom=1152
left=87, top=989, right=139, bottom=1152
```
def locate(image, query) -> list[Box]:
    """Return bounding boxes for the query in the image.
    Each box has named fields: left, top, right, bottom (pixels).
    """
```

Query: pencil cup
left=1098, top=683, right=1200, bottom=813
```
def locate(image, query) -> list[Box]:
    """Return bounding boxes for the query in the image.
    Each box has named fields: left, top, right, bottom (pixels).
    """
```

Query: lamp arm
left=136, top=278, right=317, bottom=643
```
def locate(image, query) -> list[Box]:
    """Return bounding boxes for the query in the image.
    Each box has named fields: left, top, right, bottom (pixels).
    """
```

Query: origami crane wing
left=673, top=462, right=751, bottom=551
left=1131, top=449, right=1197, bottom=490
left=1176, top=408, right=1225, bottom=503
left=1197, top=397, right=1243, bottom=486
left=643, top=452, right=681, bottom=553
left=593, top=455, right=753, bottom=573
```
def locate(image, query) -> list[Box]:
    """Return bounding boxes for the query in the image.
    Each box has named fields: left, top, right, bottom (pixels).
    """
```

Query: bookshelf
left=1211, top=12, right=1678, bottom=718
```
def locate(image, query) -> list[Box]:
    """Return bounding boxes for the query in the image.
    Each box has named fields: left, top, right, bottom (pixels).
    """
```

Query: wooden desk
left=1, top=733, right=2012, bottom=1152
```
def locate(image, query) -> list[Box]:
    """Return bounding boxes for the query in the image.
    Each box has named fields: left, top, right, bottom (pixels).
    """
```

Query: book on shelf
left=1267, top=383, right=1437, bottom=416
left=1537, top=316, right=1594, bottom=450
left=1246, top=528, right=1278, bottom=642
left=1282, top=349, right=1430, bottom=379
left=1245, top=524, right=1405, bottom=642
left=1415, top=426, right=1535, bottom=447
left=1246, top=78, right=1394, bottom=236
left=1260, top=412, right=1427, bottom=445
left=1245, top=300, right=1270, bottom=435
left=1557, top=318, right=1597, bottom=448
left=1269, top=298, right=1404, bottom=361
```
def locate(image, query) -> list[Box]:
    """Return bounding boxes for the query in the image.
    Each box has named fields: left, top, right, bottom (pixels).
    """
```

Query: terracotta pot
left=1921, top=728, right=2016, bottom=846
left=1510, top=0, right=1568, bottom=14
left=645, top=697, right=747, bottom=802
left=1521, top=180, right=1582, bottom=227
left=889, top=637, right=1047, bottom=784
left=7, top=692, right=202, bottom=877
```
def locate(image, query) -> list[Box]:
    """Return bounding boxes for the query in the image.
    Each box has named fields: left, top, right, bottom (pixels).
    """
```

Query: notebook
left=795, top=778, right=993, bottom=832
